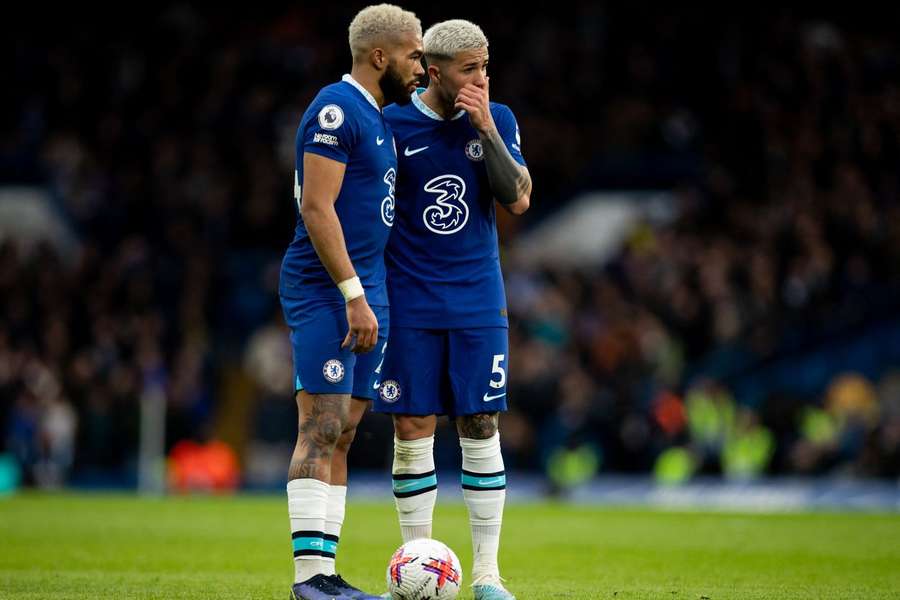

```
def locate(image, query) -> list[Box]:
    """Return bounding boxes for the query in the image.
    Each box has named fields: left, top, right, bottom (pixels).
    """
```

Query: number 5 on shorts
left=490, top=354, right=506, bottom=389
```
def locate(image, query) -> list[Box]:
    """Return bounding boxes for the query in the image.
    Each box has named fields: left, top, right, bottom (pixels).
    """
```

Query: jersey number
left=490, top=354, right=506, bottom=389
left=296, top=168, right=395, bottom=228
left=381, top=168, right=396, bottom=227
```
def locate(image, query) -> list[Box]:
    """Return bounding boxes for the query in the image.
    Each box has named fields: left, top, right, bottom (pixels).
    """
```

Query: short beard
left=380, top=63, right=413, bottom=106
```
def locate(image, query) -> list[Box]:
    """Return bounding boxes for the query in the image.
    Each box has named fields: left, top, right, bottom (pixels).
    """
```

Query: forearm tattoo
left=481, top=128, right=531, bottom=205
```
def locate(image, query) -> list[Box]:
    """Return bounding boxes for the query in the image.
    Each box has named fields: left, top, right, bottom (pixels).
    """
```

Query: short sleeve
left=299, top=100, right=359, bottom=164
left=492, top=104, right=526, bottom=167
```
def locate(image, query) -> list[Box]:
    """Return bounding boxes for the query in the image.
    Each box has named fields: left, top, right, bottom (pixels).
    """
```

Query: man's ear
left=428, top=63, right=441, bottom=83
left=372, top=47, right=386, bottom=71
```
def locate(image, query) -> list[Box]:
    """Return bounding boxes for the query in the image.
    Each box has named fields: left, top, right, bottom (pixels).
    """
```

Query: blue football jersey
left=280, top=75, right=397, bottom=311
left=383, top=90, right=526, bottom=328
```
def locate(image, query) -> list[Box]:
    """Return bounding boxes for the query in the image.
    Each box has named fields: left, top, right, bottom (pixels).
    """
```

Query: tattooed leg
left=457, top=412, right=499, bottom=440
left=286, top=391, right=348, bottom=583
left=289, top=391, right=349, bottom=482
left=329, top=397, right=370, bottom=486
left=457, top=411, right=507, bottom=582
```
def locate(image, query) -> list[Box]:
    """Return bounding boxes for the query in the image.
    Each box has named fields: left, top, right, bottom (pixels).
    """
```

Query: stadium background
left=2, top=2, right=900, bottom=497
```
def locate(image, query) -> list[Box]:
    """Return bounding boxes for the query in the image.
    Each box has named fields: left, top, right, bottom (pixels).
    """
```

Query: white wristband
left=337, top=276, right=365, bottom=303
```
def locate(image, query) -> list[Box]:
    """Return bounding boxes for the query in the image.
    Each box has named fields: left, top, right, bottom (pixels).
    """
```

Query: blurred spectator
left=242, top=311, right=294, bottom=487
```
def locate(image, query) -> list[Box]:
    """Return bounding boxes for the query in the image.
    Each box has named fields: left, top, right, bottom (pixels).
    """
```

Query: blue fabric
left=281, top=300, right=389, bottom=399
left=280, top=78, right=397, bottom=310
left=374, top=327, right=508, bottom=416
left=383, top=92, right=525, bottom=329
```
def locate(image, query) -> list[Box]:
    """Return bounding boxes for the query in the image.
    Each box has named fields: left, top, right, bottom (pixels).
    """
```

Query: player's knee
left=300, top=415, right=342, bottom=451
left=319, top=419, right=343, bottom=448
left=297, top=392, right=350, bottom=451
left=458, top=413, right=498, bottom=440
left=335, top=426, right=357, bottom=454
left=394, top=415, right=435, bottom=441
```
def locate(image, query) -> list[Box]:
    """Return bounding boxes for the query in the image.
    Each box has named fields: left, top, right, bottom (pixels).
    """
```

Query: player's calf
left=324, top=400, right=365, bottom=577
left=288, top=392, right=350, bottom=585
left=392, top=435, right=437, bottom=542
left=458, top=415, right=506, bottom=582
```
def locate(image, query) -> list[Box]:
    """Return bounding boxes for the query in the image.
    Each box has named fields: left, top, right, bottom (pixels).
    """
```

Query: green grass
left=1, top=493, right=899, bottom=599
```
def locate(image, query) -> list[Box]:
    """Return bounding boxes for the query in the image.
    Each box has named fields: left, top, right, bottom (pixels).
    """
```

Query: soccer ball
left=386, top=538, right=462, bottom=600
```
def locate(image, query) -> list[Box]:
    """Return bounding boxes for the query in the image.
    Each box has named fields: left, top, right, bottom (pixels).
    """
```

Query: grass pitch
left=1, top=493, right=898, bottom=599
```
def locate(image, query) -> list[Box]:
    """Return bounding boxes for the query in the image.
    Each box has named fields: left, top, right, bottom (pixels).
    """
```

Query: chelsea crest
left=465, top=139, right=484, bottom=161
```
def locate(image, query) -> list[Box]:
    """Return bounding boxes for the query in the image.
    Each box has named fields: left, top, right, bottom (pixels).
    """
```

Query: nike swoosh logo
left=477, top=477, right=504, bottom=486
left=376, top=137, right=385, bottom=145
left=394, top=481, right=421, bottom=491
left=373, top=380, right=380, bottom=390
left=404, top=146, right=429, bottom=156
left=483, top=392, right=506, bottom=402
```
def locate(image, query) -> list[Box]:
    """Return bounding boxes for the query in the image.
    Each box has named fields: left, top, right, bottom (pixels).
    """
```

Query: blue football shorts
left=372, top=327, right=509, bottom=416
left=280, top=297, right=389, bottom=400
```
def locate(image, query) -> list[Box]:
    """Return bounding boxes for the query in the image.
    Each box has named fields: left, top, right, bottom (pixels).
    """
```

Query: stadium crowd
left=2, top=5, right=899, bottom=488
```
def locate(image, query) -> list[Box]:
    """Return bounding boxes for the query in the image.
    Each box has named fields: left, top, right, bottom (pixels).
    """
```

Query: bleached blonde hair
left=348, top=4, right=422, bottom=61
left=423, top=19, right=488, bottom=62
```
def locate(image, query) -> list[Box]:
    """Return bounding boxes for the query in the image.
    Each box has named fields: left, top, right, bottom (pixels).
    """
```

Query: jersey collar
left=412, top=89, right=466, bottom=121
left=342, top=74, right=381, bottom=112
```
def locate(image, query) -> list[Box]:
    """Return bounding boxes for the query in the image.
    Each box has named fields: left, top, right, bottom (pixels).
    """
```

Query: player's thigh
left=281, top=299, right=357, bottom=396
left=349, top=304, right=390, bottom=402
left=447, top=327, right=509, bottom=415
left=373, top=327, right=449, bottom=416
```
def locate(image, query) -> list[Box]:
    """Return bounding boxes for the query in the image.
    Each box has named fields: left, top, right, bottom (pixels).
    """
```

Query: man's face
left=432, top=47, right=489, bottom=106
left=380, top=31, right=425, bottom=105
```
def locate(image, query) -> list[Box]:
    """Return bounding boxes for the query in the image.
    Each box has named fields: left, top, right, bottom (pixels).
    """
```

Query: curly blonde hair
left=348, top=4, right=422, bottom=61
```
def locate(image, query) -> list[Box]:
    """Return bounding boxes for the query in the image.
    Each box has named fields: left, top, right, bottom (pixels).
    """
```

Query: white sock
left=287, top=478, right=330, bottom=583
left=322, top=485, right=346, bottom=576
left=460, top=432, right=506, bottom=580
left=392, top=435, right=437, bottom=542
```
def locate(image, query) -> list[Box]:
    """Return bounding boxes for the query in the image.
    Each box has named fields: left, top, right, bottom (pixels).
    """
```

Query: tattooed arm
left=455, top=77, right=531, bottom=215
left=480, top=127, right=532, bottom=214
